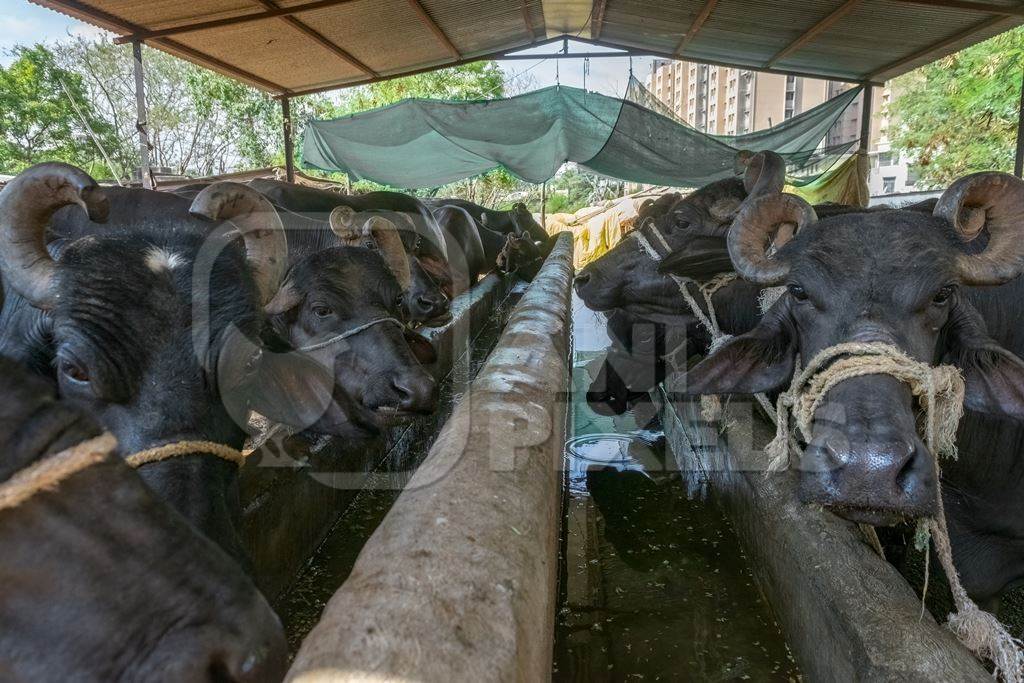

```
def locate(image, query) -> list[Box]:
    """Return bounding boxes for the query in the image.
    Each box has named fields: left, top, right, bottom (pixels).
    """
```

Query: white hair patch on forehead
left=145, top=247, right=186, bottom=273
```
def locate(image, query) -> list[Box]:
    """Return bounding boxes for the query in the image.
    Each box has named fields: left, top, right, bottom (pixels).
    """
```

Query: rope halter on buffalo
left=764, top=341, right=1024, bottom=681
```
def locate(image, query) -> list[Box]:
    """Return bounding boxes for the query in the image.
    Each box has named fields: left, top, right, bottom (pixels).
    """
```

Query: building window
left=877, top=152, right=894, bottom=167
left=882, top=177, right=896, bottom=194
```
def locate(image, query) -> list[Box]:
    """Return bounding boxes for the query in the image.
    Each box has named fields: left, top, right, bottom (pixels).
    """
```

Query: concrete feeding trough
left=284, top=233, right=574, bottom=682
left=238, top=271, right=520, bottom=601
left=655, top=365, right=990, bottom=681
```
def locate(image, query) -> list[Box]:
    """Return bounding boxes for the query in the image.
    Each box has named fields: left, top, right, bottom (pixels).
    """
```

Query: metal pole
left=1015, top=68, right=1024, bottom=178
left=540, top=182, right=547, bottom=230
left=282, top=97, right=295, bottom=183
left=857, top=83, right=873, bottom=204
left=132, top=41, right=153, bottom=190
left=859, top=83, right=873, bottom=155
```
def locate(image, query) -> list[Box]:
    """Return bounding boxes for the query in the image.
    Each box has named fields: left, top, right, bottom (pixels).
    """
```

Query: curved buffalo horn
left=330, top=211, right=411, bottom=291
left=189, top=182, right=287, bottom=305
left=364, top=216, right=412, bottom=290
left=328, top=205, right=356, bottom=234
left=933, top=172, right=1024, bottom=286
left=727, top=192, right=817, bottom=285
left=740, top=150, right=787, bottom=197
left=0, top=162, right=109, bottom=309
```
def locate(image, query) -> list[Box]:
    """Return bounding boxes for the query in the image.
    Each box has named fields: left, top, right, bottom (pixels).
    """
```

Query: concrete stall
left=655, top=369, right=990, bottom=682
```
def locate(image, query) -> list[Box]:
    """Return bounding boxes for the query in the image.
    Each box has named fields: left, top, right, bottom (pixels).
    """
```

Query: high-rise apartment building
left=645, top=60, right=920, bottom=197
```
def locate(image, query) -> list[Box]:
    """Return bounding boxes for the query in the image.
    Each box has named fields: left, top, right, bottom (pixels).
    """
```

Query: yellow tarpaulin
left=541, top=196, right=648, bottom=268
left=787, top=154, right=869, bottom=207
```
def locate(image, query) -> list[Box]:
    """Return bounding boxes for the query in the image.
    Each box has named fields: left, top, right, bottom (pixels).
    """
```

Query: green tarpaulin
left=302, top=83, right=863, bottom=191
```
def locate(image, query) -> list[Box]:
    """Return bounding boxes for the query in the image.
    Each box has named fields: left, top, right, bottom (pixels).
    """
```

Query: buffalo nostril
left=392, top=373, right=437, bottom=413
left=894, top=439, right=923, bottom=491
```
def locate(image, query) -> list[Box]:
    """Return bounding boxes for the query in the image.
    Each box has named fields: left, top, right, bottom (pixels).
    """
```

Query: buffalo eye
left=60, top=358, right=90, bottom=384
left=394, top=294, right=404, bottom=308
left=787, top=283, right=808, bottom=302
left=932, top=284, right=956, bottom=306
left=363, top=239, right=377, bottom=250
left=312, top=305, right=333, bottom=318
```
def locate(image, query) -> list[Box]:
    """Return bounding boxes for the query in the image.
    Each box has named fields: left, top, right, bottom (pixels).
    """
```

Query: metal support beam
left=859, top=84, right=873, bottom=154
left=765, top=0, right=863, bottom=68
left=406, top=0, right=460, bottom=59
left=132, top=41, right=153, bottom=190
left=591, top=0, right=608, bottom=40
left=282, top=34, right=871, bottom=99
left=1015, top=68, right=1024, bottom=178
left=540, top=182, right=547, bottom=230
left=282, top=97, right=295, bottom=183
left=887, top=0, right=1024, bottom=17
left=674, top=0, right=720, bottom=56
left=113, top=0, right=360, bottom=44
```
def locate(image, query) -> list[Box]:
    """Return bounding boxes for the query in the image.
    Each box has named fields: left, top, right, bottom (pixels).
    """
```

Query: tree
left=54, top=37, right=315, bottom=178
left=889, top=27, right=1024, bottom=187
left=0, top=44, right=117, bottom=176
left=334, top=61, right=505, bottom=116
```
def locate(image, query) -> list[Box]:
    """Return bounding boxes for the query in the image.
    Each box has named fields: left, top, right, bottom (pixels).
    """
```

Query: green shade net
left=302, top=80, right=863, bottom=191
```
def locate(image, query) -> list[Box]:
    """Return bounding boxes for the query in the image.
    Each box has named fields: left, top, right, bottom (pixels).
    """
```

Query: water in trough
left=554, top=293, right=800, bottom=681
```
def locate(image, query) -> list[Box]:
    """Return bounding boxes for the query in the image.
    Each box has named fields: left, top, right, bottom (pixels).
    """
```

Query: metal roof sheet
left=29, top=0, right=1024, bottom=95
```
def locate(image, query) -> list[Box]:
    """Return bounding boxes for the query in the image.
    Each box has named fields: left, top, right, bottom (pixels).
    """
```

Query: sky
left=0, top=0, right=653, bottom=98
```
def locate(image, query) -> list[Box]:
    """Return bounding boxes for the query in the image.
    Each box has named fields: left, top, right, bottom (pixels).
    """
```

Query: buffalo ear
left=217, top=326, right=335, bottom=430
left=942, top=298, right=1024, bottom=420
left=404, top=329, right=437, bottom=366
left=658, top=246, right=734, bottom=280
left=680, top=301, right=797, bottom=395
left=264, top=280, right=302, bottom=315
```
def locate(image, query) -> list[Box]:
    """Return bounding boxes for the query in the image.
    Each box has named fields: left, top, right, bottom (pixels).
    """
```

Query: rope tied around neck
left=125, top=440, right=246, bottom=468
left=764, top=341, right=1024, bottom=681
left=0, top=433, right=116, bottom=511
left=297, top=317, right=404, bottom=352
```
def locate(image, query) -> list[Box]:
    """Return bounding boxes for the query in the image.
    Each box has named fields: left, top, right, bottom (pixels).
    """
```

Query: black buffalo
left=679, top=173, right=1024, bottom=606
left=0, top=163, right=333, bottom=558
left=248, top=179, right=453, bottom=325
left=263, top=206, right=438, bottom=439
left=0, top=356, right=286, bottom=681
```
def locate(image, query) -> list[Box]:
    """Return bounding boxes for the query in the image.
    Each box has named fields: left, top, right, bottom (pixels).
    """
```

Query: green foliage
left=332, top=61, right=505, bottom=116
left=0, top=44, right=116, bottom=175
left=889, top=27, right=1023, bottom=186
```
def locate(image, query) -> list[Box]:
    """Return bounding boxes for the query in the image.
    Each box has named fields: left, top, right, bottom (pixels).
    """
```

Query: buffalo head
left=682, top=173, right=1024, bottom=525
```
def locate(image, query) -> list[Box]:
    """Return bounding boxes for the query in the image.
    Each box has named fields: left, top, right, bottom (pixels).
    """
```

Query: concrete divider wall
left=286, top=232, right=574, bottom=682
left=240, top=272, right=517, bottom=601
left=655, top=365, right=989, bottom=681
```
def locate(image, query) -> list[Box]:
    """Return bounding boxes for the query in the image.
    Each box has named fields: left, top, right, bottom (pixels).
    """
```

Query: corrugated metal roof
left=29, top=0, right=1023, bottom=95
